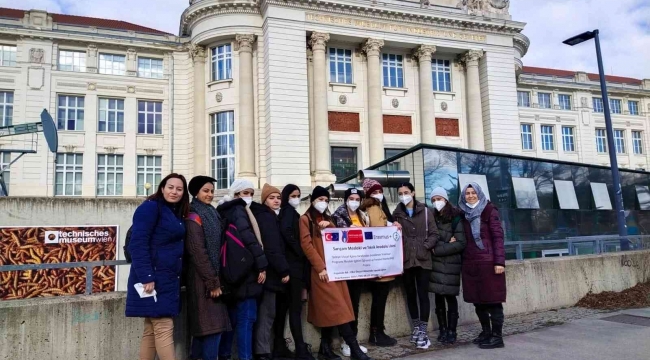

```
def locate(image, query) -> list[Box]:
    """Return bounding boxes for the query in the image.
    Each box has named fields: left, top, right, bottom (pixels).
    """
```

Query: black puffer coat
left=429, top=207, right=467, bottom=296
left=278, top=185, right=308, bottom=286
left=250, top=202, right=290, bottom=292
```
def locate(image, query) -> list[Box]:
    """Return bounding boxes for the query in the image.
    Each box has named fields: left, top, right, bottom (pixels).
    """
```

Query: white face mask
left=399, top=195, right=413, bottom=206
left=241, top=196, right=253, bottom=206
left=347, top=200, right=360, bottom=212
left=434, top=200, right=446, bottom=211
left=371, top=194, right=384, bottom=203
left=466, top=202, right=478, bottom=209
left=289, top=198, right=301, bottom=209
left=314, top=201, right=329, bottom=213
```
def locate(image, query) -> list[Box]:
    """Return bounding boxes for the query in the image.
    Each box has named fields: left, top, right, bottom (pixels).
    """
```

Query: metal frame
left=506, top=235, right=650, bottom=260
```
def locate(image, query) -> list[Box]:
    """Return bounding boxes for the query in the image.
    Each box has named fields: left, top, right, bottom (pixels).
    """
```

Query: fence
left=505, top=235, right=650, bottom=260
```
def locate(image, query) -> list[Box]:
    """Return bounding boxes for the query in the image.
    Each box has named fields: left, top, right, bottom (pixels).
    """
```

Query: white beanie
left=218, top=178, right=255, bottom=205
left=430, top=187, right=449, bottom=202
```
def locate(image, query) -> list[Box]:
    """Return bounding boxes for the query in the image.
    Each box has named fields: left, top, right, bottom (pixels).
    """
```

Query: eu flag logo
left=364, top=232, right=373, bottom=240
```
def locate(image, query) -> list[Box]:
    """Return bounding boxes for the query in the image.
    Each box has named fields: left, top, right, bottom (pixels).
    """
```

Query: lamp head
left=563, top=30, right=597, bottom=46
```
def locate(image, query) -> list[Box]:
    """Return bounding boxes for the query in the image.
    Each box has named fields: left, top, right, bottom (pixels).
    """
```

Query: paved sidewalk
left=398, top=308, right=650, bottom=360
left=359, top=307, right=608, bottom=360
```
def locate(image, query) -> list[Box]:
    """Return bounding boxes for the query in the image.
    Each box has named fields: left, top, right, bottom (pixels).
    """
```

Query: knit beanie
left=188, top=175, right=217, bottom=197
left=310, top=186, right=330, bottom=201
left=228, top=178, right=255, bottom=198
left=261, top=183, right=281, bottom=204
left=344, top=187, right=363, bottom=202
left=362, top=178, right=382, bottom=197
left=430, top=187, right=449, bottom=202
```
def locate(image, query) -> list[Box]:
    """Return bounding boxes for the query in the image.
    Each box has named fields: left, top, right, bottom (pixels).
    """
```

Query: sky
left=3, top=0, right=649, bottom=79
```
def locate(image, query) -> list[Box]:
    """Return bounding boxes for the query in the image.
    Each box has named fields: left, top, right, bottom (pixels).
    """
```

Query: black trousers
left=274, top=278, right=305, bottom=347
left=434, top=294, right=458, bottom=313
left=403, top=267, right=432, bottom=322
left=321, top=323, right=356, bottom=345
left=474, top=303, right=504, bottom=333
left=348, top=280, right=391, bottom=335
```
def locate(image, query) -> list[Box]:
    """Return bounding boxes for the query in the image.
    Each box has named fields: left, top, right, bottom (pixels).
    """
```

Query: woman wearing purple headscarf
left=458, top=182, right=506, bottom=350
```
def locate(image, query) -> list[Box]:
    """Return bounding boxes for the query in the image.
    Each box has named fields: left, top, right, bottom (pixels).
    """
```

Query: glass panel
left=554, top=180, right=580, bottom=209
left=591, top=182, right=613, bottom=210
left=512, top=177, right=540, bottom=209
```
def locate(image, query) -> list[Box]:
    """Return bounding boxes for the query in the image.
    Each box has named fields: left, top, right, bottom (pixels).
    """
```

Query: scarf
left=458, top=182, right=488, bottom=250
left=245, top=204, right=263, bottom=248
left=190, top=198, right=223, bottom=273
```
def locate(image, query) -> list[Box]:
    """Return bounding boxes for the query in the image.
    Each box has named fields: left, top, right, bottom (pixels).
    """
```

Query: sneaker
left=341, top=341, right=367, bottom=356
left=409, top=322, right=420, bottom=344
left=416, top=332, right=431, bottom=350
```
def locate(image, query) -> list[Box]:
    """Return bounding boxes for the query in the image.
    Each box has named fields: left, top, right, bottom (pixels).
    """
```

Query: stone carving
left=339, top=94, right=347, bottom=105
left=362, top=39, right=384, bottom=56
left=127, top=86, right=135, bottom=93
left=29, top=48, right=44, bottom=63
left=104, top=146, right=117, bottom=154
left=236, top=34, right=255, bottom=53
left=188, top=43, right=206, bottom=61
left=441, top=102, right=448, bottom=111
left=556, top=116, right=561, bottom=122
left=216, top=92, right=223, bottom=102
left=420, top=0, right=430, bottom=8
left=87, top=83, right=96, bottom=91
left=457, top=0, right=510, bottom=15
left=87, top=44, right=98, bottom=58
left=581, top=97, right=588, bottom=107
left=63, top=145, right=76, bottom=152
left=392, top=98, right=399, bottom=108
left=412, top=45, right=436, bottom=62
left=308, top=32, right=329, bottom=50
left=458, top=49, right=483, bottom=67
left=534, top=115, right=540, bottom=121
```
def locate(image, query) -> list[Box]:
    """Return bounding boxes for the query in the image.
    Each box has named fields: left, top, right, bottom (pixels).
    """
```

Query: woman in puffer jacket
left=428, top=187, right=466, bottom=345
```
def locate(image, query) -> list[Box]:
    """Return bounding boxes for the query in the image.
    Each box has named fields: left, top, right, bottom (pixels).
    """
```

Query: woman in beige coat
left=300, top=186, right=373, bottom=360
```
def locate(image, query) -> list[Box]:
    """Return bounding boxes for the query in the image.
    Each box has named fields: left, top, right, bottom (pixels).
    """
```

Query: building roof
left=0, top=7, right=172, bottom=36
left=522, top=66, right=643, bottom=86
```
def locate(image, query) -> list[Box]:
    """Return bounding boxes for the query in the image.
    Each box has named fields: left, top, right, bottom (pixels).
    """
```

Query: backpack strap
left=187, top=213, right=202, bottom=226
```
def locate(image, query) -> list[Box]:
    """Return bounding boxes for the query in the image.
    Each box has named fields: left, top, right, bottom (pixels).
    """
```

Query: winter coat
left=392, top=201, right=439, bottom=271
left=429, top=210, right=467, bottom=296
left=126, top=199, right=185, bottom=318
left=299, top=212, right=355, bottom=327
left=461, top=202, right=507, bottom=304
left=184, top=217, right=231, bottom=336
left=331, top=203, right=368, bottom=228
left=361, top=198, right=387, bottom=227
left=279, top=205, right=308, bottom=284
left=251, top=202, right=290, bottom=292
left=217, top=198, right=268, bottom=300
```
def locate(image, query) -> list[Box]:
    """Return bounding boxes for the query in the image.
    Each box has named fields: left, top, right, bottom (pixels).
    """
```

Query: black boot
left=318, top=340, right=341, bottom=360
left=435, top=309, right=448, bottom=343
left=348, top=340, right=374, bottom=360
left=273, top=338, right=295, bottom=359
left=472, top=311, right=491, bottom=345
left=444, top=311, right=459, bottom=344
left=480, top=309, right=504, bottom=349
left=295, top=343, right=316, bottom=360
left=368, top=326, right=397, bottom=347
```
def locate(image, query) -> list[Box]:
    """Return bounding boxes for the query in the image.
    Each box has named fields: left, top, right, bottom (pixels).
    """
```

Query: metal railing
left=506, top=235, right=650, bottom=260
left=0, top=260, right=129, bottom=295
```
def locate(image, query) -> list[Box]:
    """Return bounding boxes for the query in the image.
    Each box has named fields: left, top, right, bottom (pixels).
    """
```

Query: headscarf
left=281, top=184, right=300, bottom=208
left=458, top=182, right=488, bottom=250
left=190, top=197, right=223, bottom=273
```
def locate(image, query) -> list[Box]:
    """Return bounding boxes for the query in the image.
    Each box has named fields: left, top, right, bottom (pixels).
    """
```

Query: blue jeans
left=190, top=333, right=222, bottom=360
left=219, top=298, right=257, bottom=360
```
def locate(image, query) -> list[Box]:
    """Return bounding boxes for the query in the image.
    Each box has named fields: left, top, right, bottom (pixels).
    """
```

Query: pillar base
left=312, top=172, right=337, bottom=187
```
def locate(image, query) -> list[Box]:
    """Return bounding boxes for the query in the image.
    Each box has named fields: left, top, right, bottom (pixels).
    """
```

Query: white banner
left=321, top=226, right=403, bottom=282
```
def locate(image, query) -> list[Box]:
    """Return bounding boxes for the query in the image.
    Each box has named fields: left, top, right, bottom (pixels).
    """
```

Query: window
left=562, top=126, right=575, bottom=152
left=0, top=45, right=16, bottom=66
left=384, top=148, right=404, bottom=171
left=137, top=155, right=162, bottom=196
left=610, top=99, right=622, bottom=114
left=538, top=92, right=552, bottom=109
left=58, top=50, right=86, bottom=72
left=0, top=153, right=10, bottom=194
left=97, top=154, right=124, bottom=196
left=558, top=94, right=572, bottom=110
left=329, top=48, right=352, bottom=84
left=593, top=97, right=604, bottom=113
left=55, top=153, right=83, bottom=196
left=138, top=57, right=163, bottom=79
left=211, top=111, right=235, bottom=189
left=540, top=125, right=554, bottom=151
left=99, top=54, right=126, bottom=75
left=382, top=53, right=404, bottom=88
left=211, top=44, right=232, bottom=81
left=517, top=91, right=530, bottom=107
left=520, top=124, right=534, bottom=150
left=0, top=91, right=13, bottom=127
left=595, top=129, right=607, bottom=153
left=431, top=59, right=451, bottom=92
left=57, top=95, right=85, bottom=131
left=632, top=131, right=643, bottom=154
left=137, top=101, right=162, bottom=134
left=98, top=98, right=124, bottom=133
left=614, top=129, right=625, bottom=154
left=629, top=101, right=639, bottom=116
left=331, top=147, right=357, bottom=181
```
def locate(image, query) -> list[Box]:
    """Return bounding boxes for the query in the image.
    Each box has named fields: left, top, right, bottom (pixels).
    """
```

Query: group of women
left=125, top=173, right=507, bottom=360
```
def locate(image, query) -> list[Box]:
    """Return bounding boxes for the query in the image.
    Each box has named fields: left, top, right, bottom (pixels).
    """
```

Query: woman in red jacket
left=458, top=182, right=506, bottom=349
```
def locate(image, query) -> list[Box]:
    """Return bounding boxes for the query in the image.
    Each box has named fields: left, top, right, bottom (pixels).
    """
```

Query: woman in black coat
left=274, top=184, right=315, bottom=360
left=429, top=187, right=466, bottom=345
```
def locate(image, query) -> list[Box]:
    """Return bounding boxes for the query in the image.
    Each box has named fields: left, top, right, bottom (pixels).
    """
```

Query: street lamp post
left=564, top=30, right=629, bottom=251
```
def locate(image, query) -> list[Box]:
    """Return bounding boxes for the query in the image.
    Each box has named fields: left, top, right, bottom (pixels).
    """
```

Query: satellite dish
left=41, top=109, right=58, bottom=153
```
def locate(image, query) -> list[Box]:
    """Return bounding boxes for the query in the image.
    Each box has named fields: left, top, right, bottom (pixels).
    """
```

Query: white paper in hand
left=134, top=283, right=157, bottom=302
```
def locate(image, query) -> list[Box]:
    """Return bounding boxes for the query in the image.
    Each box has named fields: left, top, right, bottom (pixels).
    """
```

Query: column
left=126, top=48, right=137, bottom=76
left=191, top=44, right=207, bottom=176
left=309, top=32, right=336, bottom=184
left=236, top=34, right=257, bottom=180
left=462, top=50, right=485, bottom=151
left=363, top=38, right=385, bottom=164
left=86, top=44, right=98, bottom=73
left=414, top=45, right=437, bottom=144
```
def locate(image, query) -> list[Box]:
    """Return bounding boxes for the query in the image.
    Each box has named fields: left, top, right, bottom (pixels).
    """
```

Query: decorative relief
left=216, top=92, right=223, bottom=102
left=435, top=118, right=460, bottom=137
left=58, top=82, right=86, bottom=88
left=87, top=83, right=96, bottom=91
left=362, top=38, right=384, bottom=56
left=188, top=43, right=206, bottom=62
left=104, top=146, right=117, bottom=154
left=308, top=32, right=330, bottom=51
left=459, top=49, right=484, bottom=65
left=29, top=48, right=44, bottom=64
left=328, top=112, right=360, bottom=132
left=339, top=94, right=347, bottom=105
left=139, top=88, right=165, bottom=94
left=556, top=116, right=561, bottom=122
left=383, top=115, right=412, bottom=134
left=63, top=145, right=76, bottom=152
left=144, top=148, right=156, bottom=155
left=534, top=115, right=540, bottom=121
left=236, top=34, right=256, bottom=53
left=441, top=102, right=448, bottom=111
left=127, top=86, right=136, bottom=94
left=457, top=0, right=510, bottom=15
left=581, top=97, right=588, bottom=107
left=391, top=98, right=399, bottom=108
left=412, top=45, right=436, bottom=62
left=87, top=44, right=98, bottom=58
